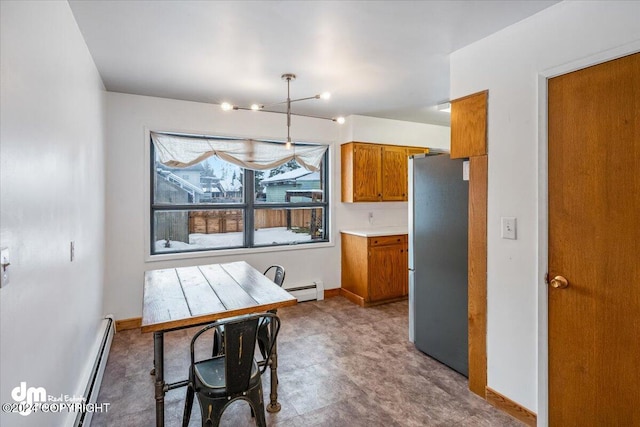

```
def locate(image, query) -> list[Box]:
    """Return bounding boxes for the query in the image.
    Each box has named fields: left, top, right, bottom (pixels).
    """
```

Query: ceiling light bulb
left=221, top=102, right=233, bottom=111
left=336, top=116, right=346, bottom=124
left=285, top=140, right=292, bottom=150
left=250, top=104, right=261, bottom=111
left=320, top=92, right=331, bottom=100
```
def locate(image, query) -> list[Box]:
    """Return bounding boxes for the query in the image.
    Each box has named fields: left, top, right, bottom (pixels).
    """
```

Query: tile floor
left=92, top=297, right=523, bottom=426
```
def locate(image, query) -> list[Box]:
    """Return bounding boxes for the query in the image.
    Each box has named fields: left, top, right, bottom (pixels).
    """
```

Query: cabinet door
left=369, top=243, right=407, bottom=301
left=381, top=146, right=408, bottom=201
left=353, top=144, right=382, bottom=201
left=451, top=91, right=487, bottom=159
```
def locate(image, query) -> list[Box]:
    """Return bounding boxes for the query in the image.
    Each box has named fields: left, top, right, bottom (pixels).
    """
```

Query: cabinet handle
left=400, top=249, right=404, bottom=253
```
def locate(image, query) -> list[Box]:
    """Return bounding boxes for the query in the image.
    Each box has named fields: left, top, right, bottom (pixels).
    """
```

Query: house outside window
left=150, top=134, right=329, bottom=255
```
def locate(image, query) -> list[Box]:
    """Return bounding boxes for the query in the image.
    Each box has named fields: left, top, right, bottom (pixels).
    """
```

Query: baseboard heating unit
left=285, top=281, right=324, bottom=302
left=73, top=316, right=114, bottom=427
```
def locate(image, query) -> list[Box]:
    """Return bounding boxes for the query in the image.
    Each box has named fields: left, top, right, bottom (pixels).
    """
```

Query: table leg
left=153, top=332, right=165, bottom=427
left=266, top=327, right=281, bottom=413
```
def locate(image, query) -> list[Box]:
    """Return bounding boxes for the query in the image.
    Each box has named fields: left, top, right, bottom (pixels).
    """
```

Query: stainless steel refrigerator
left=408, top=153, right=469, bottom=377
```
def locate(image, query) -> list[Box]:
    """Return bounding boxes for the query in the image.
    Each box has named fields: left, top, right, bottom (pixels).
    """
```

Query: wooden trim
left=486, top=387, right=537, bottom=426
left=115, top=317, right=142, bottom=332
left=468, top=155, right=488, bottom=397
left=339, top=288, right=365, bottom=307
left=364, top=296, right=407, bottom=307
left=323, top=288, right=341, bottom=298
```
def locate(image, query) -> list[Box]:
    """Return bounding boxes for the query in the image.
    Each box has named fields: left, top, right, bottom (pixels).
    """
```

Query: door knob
left=550, top=275, right=569, bottom=289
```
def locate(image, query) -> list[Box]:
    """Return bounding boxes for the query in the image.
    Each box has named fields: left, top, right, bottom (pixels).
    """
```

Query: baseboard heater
left=74, top=316, right=114, bottom=427
left=285, top=280, right=324, bottom=302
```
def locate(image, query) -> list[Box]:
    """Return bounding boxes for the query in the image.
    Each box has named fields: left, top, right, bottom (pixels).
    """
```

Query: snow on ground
left=155, top=227, right=312, bottom=252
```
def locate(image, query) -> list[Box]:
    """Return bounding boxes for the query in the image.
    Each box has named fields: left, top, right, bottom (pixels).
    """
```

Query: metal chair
left=263, top=265, right=285, bottom=288
left=257, top=266, right=285, bottom=360
left=211, top=265, right=286, bottom=359
left=182, top=313, right=281, bottom=427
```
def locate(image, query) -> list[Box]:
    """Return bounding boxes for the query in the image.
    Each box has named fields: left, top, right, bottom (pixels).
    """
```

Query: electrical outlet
left=501, top=217, right=517, bottom=240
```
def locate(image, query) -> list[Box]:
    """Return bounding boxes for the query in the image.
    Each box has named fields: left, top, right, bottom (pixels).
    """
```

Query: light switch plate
left=501, top=217, right=517, bottom=240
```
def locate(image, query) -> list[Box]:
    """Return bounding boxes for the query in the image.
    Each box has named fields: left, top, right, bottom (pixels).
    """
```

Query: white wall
left=105, top=93, right=338, bottom=320
left=103, top=95, right=450, bottom=320
left=341, top=115, right=450, bottom=149
left=0, top=2, right=106, bottom=426
left=449, top=0, right=640, bottom=421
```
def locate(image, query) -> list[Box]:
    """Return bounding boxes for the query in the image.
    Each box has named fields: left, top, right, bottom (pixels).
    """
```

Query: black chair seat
left=194, top=357, right=260, bottom=395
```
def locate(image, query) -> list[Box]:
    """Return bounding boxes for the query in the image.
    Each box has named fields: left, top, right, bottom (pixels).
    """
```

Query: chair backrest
left=190, top=313, right=281, bottom=394
left=222, top=317, right=259, bottom=395
left=263, top=265, right=285, bottom=287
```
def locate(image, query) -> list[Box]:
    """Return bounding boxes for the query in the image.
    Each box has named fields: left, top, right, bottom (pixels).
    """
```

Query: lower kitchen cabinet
left=341, top=232, right=408, bottom=306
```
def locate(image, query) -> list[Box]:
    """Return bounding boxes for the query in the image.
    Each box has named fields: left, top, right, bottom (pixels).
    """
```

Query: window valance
left=151, top=132, right=328, bottom=172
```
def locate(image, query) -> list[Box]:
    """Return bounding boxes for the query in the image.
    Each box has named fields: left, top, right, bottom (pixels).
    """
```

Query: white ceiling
left=69, top=0, right=558, bottom=126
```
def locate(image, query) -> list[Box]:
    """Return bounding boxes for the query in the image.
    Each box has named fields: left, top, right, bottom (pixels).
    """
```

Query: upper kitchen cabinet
left=341, top=142, right=428, bottom=202
left=450, top=91, right=488, bottom=159
left=342, top=142, right=381, bottom=202
left=381, top=145, right=409, bottom=201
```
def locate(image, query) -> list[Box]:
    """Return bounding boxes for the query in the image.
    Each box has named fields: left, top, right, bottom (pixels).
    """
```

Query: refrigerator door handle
left=408, top=157, right=415, bottom=271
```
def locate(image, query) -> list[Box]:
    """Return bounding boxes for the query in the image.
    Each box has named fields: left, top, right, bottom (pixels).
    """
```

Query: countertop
left=340, top=226, right=408, bottom=237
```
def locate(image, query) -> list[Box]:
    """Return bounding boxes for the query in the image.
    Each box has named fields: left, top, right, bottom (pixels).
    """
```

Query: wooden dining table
left=141, top=261, right=297, bottom=427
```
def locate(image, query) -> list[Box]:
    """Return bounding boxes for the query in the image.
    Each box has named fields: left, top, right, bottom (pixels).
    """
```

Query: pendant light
left=220, top=73, right=345, bottom=149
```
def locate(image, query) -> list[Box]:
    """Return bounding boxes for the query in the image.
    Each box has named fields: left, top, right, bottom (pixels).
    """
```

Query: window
left=150, top=134, right=329, bottom=255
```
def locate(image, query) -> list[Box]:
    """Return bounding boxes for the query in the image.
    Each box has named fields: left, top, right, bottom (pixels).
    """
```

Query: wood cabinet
left=341, top=232, right=408, bottom=306
left=381, top=145, right=408, bottom=201
left=450, top=89, right=489, bottom=397
left=451, top=91, right=488, bottom=159
left=341, top=142, right=428, bottom=202
left=342, top=143, right=381, bottom=202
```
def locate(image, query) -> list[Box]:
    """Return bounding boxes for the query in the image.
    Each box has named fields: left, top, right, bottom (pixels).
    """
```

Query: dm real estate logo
left=10, top=382, right=47, bottom=416
left=5, top=382, right=109, bottom=416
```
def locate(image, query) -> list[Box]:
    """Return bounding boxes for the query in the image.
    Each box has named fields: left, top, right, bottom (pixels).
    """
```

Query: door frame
left=536, top=43, right=640, bottom=427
